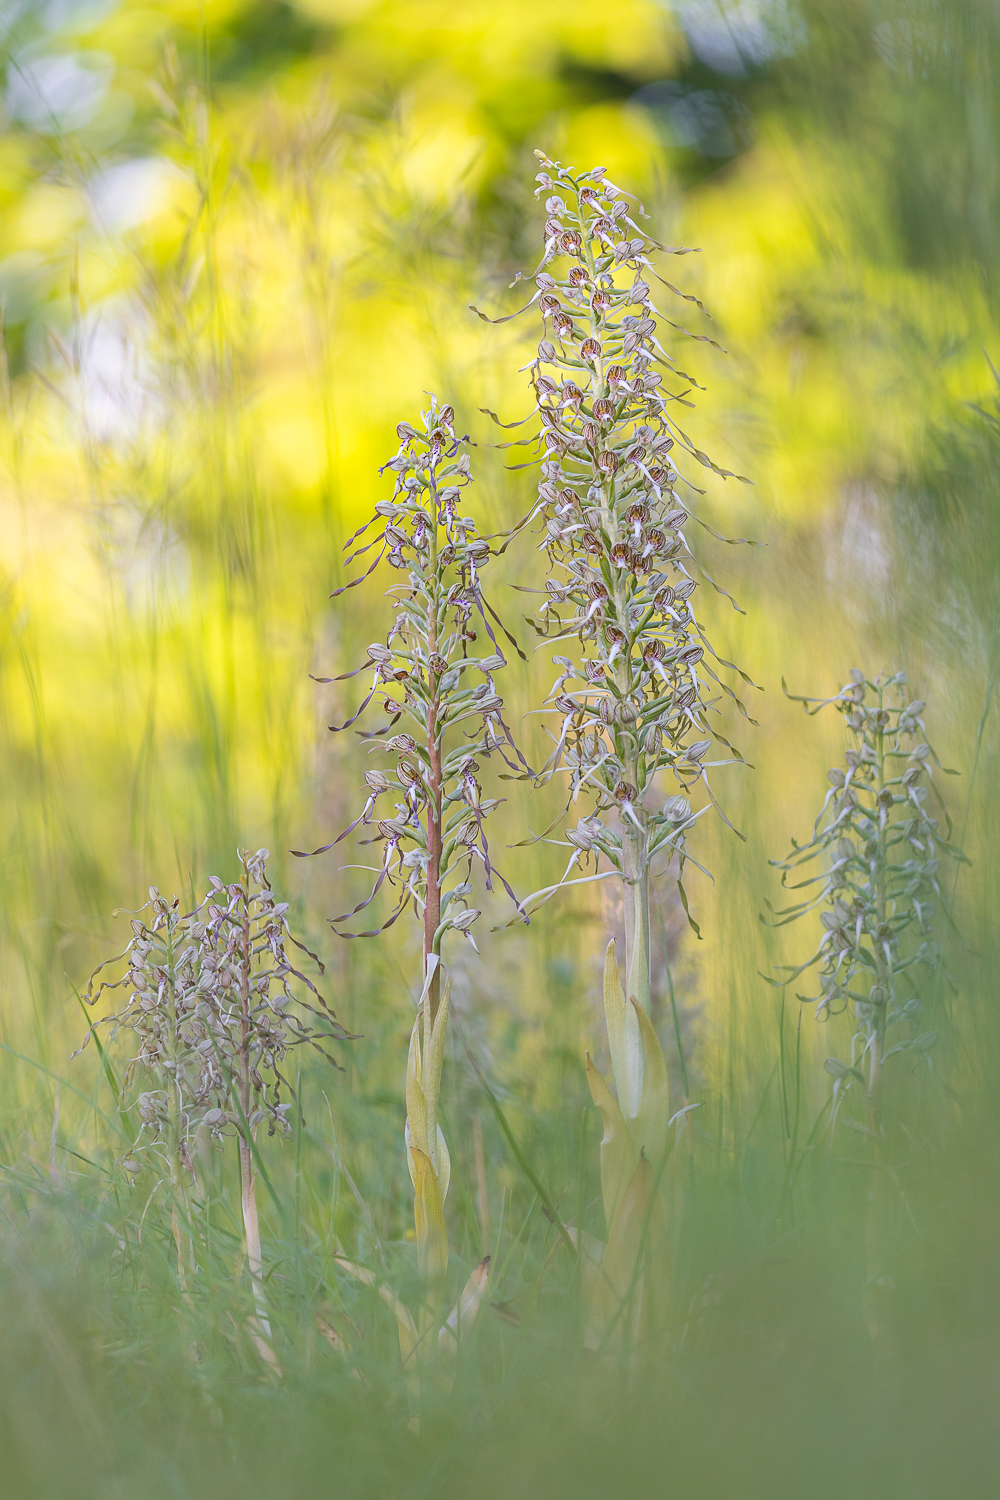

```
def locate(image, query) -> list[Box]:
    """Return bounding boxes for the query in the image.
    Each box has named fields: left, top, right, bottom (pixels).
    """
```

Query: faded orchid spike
left=765, top=670, right=961, bottom=1136
left=765, top=671, right=962, bottom=1338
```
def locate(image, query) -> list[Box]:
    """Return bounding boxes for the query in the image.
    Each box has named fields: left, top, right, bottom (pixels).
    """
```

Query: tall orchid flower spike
left=482, top=153, right=756, bottom=1028
left=306, top=398, right=526, bottom=1357
left=474, top=153, right=753, bottom=1358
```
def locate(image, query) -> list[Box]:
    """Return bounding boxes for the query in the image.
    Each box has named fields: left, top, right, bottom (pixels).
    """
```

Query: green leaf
left=405, top=1012, right=427, bottom=1163
left=632, top=998, right=670, bottom=1164
left=603, top=1151, right=654, bottom=1293
left=334, top=1255, right=418, bottom=1368
left=602, top=940, right=631, bottom=1121
left=423, top=971, right=451, bottom=1183
left=585, top=1050, right=638, bottom=1235
left=411, top=1146, right=449, bottom=1284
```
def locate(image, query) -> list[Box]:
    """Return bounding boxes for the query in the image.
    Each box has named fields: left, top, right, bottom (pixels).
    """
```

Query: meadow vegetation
left=1, top=1, right=1000, bottom=1495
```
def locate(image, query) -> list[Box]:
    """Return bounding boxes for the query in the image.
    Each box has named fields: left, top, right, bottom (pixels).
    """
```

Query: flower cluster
left=479, top=152, right=754, bottom=1011
left=767, top=671, right=962, bottom=1115
left=308, top=398, right=527, bottom=1294
left=301, top=398, right=526, bottom=995
left=78, top=848, right=345, bottom=1177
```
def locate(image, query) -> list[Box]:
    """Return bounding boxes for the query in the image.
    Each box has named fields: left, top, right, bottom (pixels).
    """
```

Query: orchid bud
left=450, top=909, right=480, bottom=931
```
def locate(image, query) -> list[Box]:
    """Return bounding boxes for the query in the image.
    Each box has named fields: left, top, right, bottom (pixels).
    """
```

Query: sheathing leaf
left=602, top=1151, right=654, bottom=1323
left=632, top=999, right=670, bottom=1164
left=602, top=941, right=631, bottom=1119
left=410, top=1147, right=448, bottom=1284
left=586, top=1050, right=638, bottom=1234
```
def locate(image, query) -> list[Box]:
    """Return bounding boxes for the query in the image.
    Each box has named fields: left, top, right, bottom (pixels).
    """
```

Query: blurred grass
left=2, top=0, right=1000, bottom=1493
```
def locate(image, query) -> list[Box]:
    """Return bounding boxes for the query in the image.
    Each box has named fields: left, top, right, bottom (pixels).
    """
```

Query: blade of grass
left=455, top=1022, right=577, bottom=1257
left=0, top=1044, right=126, bottom=1140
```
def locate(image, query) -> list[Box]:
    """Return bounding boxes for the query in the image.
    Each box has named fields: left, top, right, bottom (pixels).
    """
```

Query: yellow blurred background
left=1, top=0, right=997, bottom=1133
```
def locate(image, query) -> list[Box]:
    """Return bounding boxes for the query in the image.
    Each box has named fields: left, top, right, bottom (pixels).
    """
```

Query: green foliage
left=2, top=0, right=1000, bottom=1493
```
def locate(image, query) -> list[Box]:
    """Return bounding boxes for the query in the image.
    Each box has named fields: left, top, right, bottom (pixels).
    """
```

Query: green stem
left=870, top=685, right=888, bottom=1136
left=423, top=478, right=443, bottom=1031
left=656, top=893, right=689, bottom=1099
left=237, top=865, right=276, bottom=1361
left=164, top=917, right=191, bottom=1299
left=865, top=686, right=890, bottom=1333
